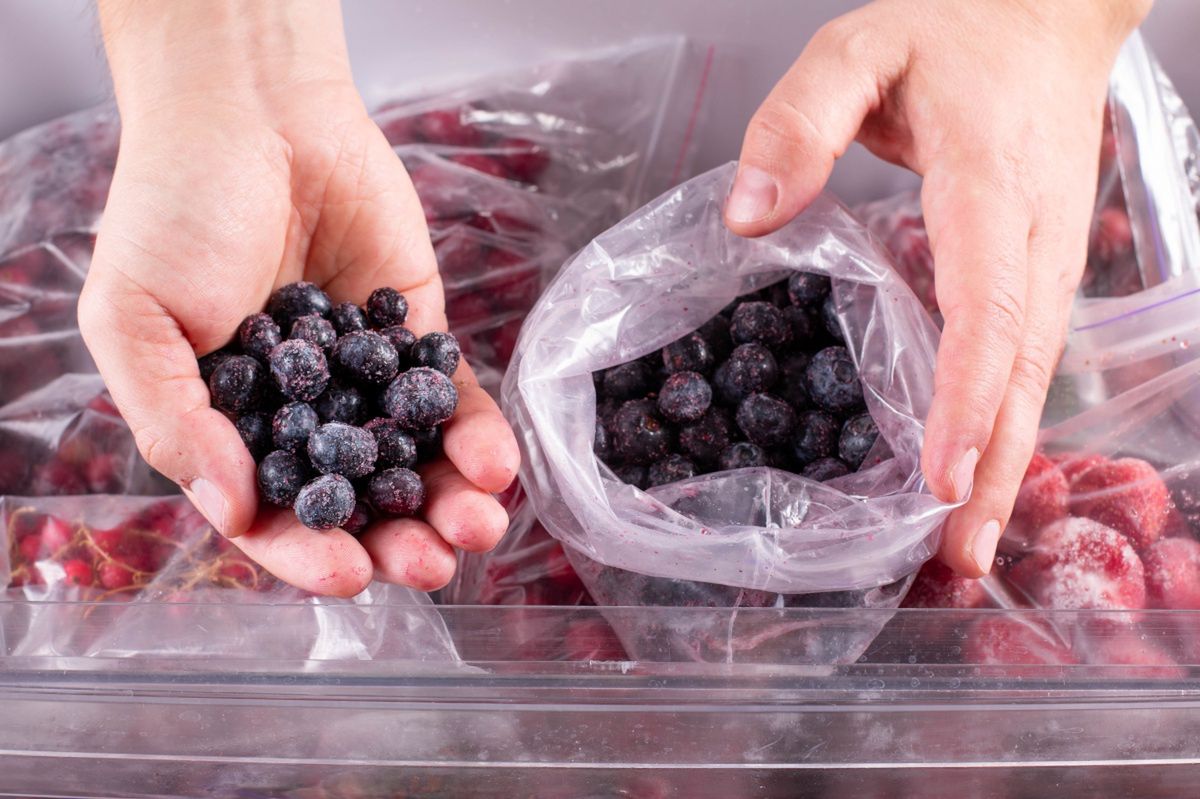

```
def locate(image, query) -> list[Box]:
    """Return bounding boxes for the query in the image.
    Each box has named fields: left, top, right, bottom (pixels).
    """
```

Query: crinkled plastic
left=505, top=162, right=952, bottom=602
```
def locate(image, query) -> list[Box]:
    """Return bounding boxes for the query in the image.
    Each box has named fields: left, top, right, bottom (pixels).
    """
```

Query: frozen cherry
left=411, top=331, right=461, bottom=376
left=257, top=450, right=310, bottom=507
left=367, top=467, right=425, bottom=517
left=209, top=355, right=266, bottom=413
left=384, top=367, right=459, bottom=429
left=366, top=287, right=409, bottom=328
left=293, top=473, right=356, bottom=530
left=268, top=339, right=330, bottom=402
left=307, top=422, right=378, bottom=479
left=272, top=401, right=319, bottom=453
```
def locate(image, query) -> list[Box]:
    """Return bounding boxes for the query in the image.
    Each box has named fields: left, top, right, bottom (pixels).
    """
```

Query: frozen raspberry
left=62, top=558, right=94, bottom=587
left=497, top=137, right=550, bottom=183
left=330, top=301, right=367, bottom=335
left=678, top=408, right=734, bottom=467
left=313, top=380, right=369, bottom=424
left=267, top=281, right=332, bottom=330
left=902, top=560, right=989, bottom=608
left=964, top=616, right=1077, bottom=666
left=647, top=455, right=698, bottom=487
left=730, top=302, right=790, bottom=349
left=719, top=441, right=767, bottom=470
left=610, top=399, right=672, bottom=465
left=411, top=331, right=461, bottom=376
left=343, top=500, right=374, bottom=537
left=237, top=312, right=282, bottom=363
left=257, top=450, right=310, bottom=506
left=235, top=412, right=273, bottom=460
left=1070, top=457, right=1169, bottom=551
left=1055, top=452, right=1109, bottom=485
left=714, top=343, right=778, bottom=405
left=307, top=422, right=378, bottom=479
left=1143, top=537, right=1200, bottom=609
left=696, top=315, right=733, bottom=361
left=384, top=367, right=459, bottom=429
left=272, top=401, right=319, bottom=454
left=451, top=153, right=511, bottom=180
left=1009, top=516, right=1146, bottom=611
left=787, top=272, right=831, bottom=308
left=268, top=339, right=330, bottom=402
left=781, top=305, right=819, bottom=346
left=791, top=410, right=839, bottom=466
left=802, top=457, right=850, bottom=482
left=367, top=467, right=426, bottom=517
left=364, top=417, right=418, bottom=469
left=601, top=361, right=653, bottom=401
left=333, top=330, right=399, bottom=386
left=820, top=294, right=843, bottom=341
left=379, top=325, right=417, bottom=364
left=413, top=107, right=484, bottom=146
left=294, top=474, right=356, bottom=530
left=806, top=346, right=863, bottom=414
left=662, top=332, right=714, bottom=374
left=289, top=314, right=337, bottom=351
left=838, top=414, right=879, bottom=470
left=366, top=287, right=409, bottom=328
left=657, top=371, right=711, bottom=423
left=209, top=355, right=266, bottom=413
left=1010, top=453, right=1070, bottom=541
left=735, top=393, right=796, bottom=448
left=613, top=463, right=649, bottom=489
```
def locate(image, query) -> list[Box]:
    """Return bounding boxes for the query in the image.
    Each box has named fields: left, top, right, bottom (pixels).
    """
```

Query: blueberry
left=268, top=339, right=330, bottom=402
left=730, top=302, right=791, bottom=349
left=696, top=315, right=733, bottom=361
left=411, top=331, right=461, bottom=376
left=364, top=417, right=418, bottom=469
left=600, top=361, right=653, bottom=401
left=757, top=280, right=792, bottom=308
left=719, top=442, right=767, bottom=470
left=613, top=463, right=649, bottom=489
left=267, top=281, right=333, bottom=330
left=343, top=499, right=374, bottom=537
left=290, top=314, right=337, bottom=351
left=647, top=454, right=697, bottom=487
left=198, top=347, right=236, bottom=383
left=678, top=407, right=734, bottom=468
left=235, top=412, right=273, bottom=460
left=787, top=272, right=831, bottom=308
left=657, top=371, right=711, bottom=423
left=776, top=352, right=811, bottom=409
left=384, top=367, right=458, bottom=429
left=366, top=287, right=409, bottom=328
left=380, top=326, right=417, bottom=364
left=806, top=346, right=863, bottom=414
left=782, top=305, right=819, bottom=347
left=272, top=401, right=319, bottom=453
left=237, top=313, right=282, bottom=363
left=294, top=473, right=356, bottom=530
left=307, top=422, right=378, bottom=479
left=333, top=330, right=400, bottom=385
left=735, top=393, right=796, bottom=448
left=610, top=399, right=672, bottom=465
left=331, top=301, right=367, bottom=335
left=662, top=332, right=715, bottom=374
left=802, top=456, right=850, bottom=482
left=209, top=355, right=266, bottom=413
left=314, top=380, right=369, bottom=424
left=821, top=294, right=843, bottom=342
left=367, top=467, right=425, bottom=516
left=714, top=343, right=778, bottom=405
left=792, top=410, right=840, bottom=466
left=594, top=421, right=611, bottom=461
left=257, top=450, right=310, bottom=507
left=839, top=413, right=880, bottom=470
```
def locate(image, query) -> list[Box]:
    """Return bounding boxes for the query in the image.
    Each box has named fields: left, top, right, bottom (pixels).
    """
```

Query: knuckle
left=1009, top=344, right=1059, bottom=400
left=131, top=424, right=172, bottom=477
left=813, top=16, right=879, bottom=66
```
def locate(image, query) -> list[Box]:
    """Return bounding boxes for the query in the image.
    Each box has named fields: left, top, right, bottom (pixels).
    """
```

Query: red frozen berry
left=1142, top=537, right=1200, bottom=609
left=450, top=153, right=511, bottom=181
left=963, top=616, right=1077, bottom=666
left=1087, top=631, right=1183, bottom=678
left=1093, top=206, right=1134, bottom=263
left=1069, top=457, right=1169, bottom=551
left=1008, top=452, right=1069, bottom=544
left=562, top=618, right=627, bottom=661
left=902, top=559, right=989, bottom=609
left=1053, top=452, right=1109, bottom=485
left=98, top=561, right=136, bottom=590
left=413, top=108, right=484, bottom=146
left=18, top=535, right=42, bottom=563
left=496, top=137, right=550, bottom=183
left=62, top=558, right=94, bottom=587
left=1009, top=516, right=1146, bottom=611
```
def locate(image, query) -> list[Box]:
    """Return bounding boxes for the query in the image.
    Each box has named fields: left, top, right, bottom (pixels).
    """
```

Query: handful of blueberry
left=201, top=282, right=461, bottom=532
left=594, top=273, right=885, bottom=489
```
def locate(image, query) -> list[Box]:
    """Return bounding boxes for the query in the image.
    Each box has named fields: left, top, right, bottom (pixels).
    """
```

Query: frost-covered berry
left=839, top=413, right=879, bottom=469
left=806, top=346, right=863, bottom=414
left=313, top=380, right=369, bottom=425
left=331, top=301, right=367, bottom=335
left=257, top=450, right=310, bottom=507
left=267, top=281, right=333, bottom=330
left=648, top=455, right=698, bottom=487
left=730, top=301, right=790, bottom=348
left=792, top=410, right=839, bottom=467
left=802, top=457, right=850, bottom=482
left=333, top=330, right=400, bottom=385
left=307, top=422, right=378, bottom=479
left=235, top=412, right=273, bottom=460
left=383, top=367, right=459, bottom=429
left=600, top=361, right=653, bottom=401
left=367, top=467, right=425, bottom=516
left=209, top=355, right=266, bottom=413
left=735, top=393, right=796, bottom=448
left=662, top=332, right=715, bottom=374
left=719, top=441, right=767, bottom=470
left=268, top=339, right=330, bottom=402
left=366, top=287, right=409, bottom=328
left=411, top=331, right=461, bottom=376
left=364, top=417, right=418, bottom=469
left=713, top=343, right=778, bottom=405
left=657, top=371, right=712, bottom=423
left=787, top=272, right=830, bottom=308
left=238, top=313, right=282, bottom=363
left=272, top=401, right=319, bottom=454
left=610, top=399, right=672, bottom=465
left=289, top=314, right=337, bottom=351
left=294, top=474, right=356, bottom=530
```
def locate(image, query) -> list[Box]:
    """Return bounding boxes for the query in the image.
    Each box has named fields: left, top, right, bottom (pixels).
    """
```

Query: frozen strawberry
left=902, top=560, right=989, bottom=609
left=1053, top=452, right=1109, bottom=485
left=413, top=108, right=484, bottom=147
left=1070, top=457, right=1169, bottom=550
left=1142, top=537, right=1200, bottom=609
left=1009, top=517, right=1146, bottom=611
left=562, top=618, right=627, bottom=661
left=1088, top=631, right=1184, bottom=679
left=963, top=616, right=1077, bottom=666
left=1009, top=452, right=1069, bottom=542
left=450, top=153, right=511, bottom=181
left=496, top=137, right=550, bottom=183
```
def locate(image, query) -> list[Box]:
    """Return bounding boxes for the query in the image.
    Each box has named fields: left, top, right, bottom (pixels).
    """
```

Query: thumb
left=725, top=15, right=906, bottom=237
left=78, top=264, right=258, bottom=538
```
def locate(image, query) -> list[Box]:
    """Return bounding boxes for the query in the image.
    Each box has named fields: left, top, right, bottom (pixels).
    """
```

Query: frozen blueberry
left=757, top=280, right=792, bottom=308
left=776, top=352, right=811, bottom=409
left=331, top=301, right=367, bottom=335
left=662, top=333, right=715, bottom=374
left=367, top=467, right=425, bottom=517
left=384, top=367, right=458, bottom=429
left=802, top=456, right=850, bottom=482
left=198, top=348, right=236, bottom=383
left=290, top=314, right=337, bottom=351
left=343, top=499, right=374, bottom=537
left=821, top=294, right=843, bottom=342
left=787, top=272, right=831, bottom=308
left=237, top=313, right=282, bottom=363
left=613, top=463, right=650, bottom=490
left=333, top=330, right=399, bottom=385
left=594, top=421, right=611, bottom=461
left=268, top=339, right=330, bottom=402
left=714, top=343, right=778, bottom=405
left=679, top=407, right=734, bottom=468
left=730, top=302, right=790, bottom=348
left=411, top=331, right=461, bottom=376
left=380, top=326, right=417, bottom=364
left=272, top=401, right=319, bottom=453
left=366, top=287, right=409, bottom=328
left=839, top=413, right=880, bottom=470
left=209, top=355, right=266, bottom=413
left=782, top=305, right=819, bottom=347
left=257, top=450, right=310, bottom=507
left=648, top=455, right=698, bottom=487
left=657, top=371, right=712, bottom=423
left=293, top=473, right=356, bottom=530
left=600, top=361, right=653, bottom=401
left=791, top=410, right=840, bottom=467
left=235, top=412, right=273, bottom=460
left=364, top=417, right=418, bottom=469
left=736, top=393, right=797, bottom=448
left=307, top=422, right=378, bottom=479
left=314, top=380, right=369, bottom=424
left=696, top=315, right=733, bottom=361
left=610, top=399, right=672, bottom=465
left=719, top=441, right=767, bottom=470
left=267, top=281, right=333, bottom=330
left=806, top=346, right=863, bottom=414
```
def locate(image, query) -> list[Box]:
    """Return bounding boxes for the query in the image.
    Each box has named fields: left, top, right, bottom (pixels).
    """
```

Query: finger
left=919, top=159, right=1034, bottom=505
left=359, top=517, right=457, bottom=591
left=725, top=13, right=907, bottom=236
left=419, top=458, right=510, bottom=553
left=228, top=506, right=374, bottom=597
left=441, top=359, right=520, bottom=493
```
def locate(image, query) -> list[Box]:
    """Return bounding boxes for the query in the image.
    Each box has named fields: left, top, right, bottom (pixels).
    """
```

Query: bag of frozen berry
left=503, top=161, right=955, bottom=663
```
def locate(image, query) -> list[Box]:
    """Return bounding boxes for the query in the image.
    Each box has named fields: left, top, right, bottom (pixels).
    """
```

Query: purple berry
left=272, top=401, right=319, bottom=453
left=839, top=413, right=880, bottom=469
left=601, top=361, right=653, bottom=401
left=714, top=343, right=777, bottom=405
left=294, top=473, right=356, bottom=530
left=802, top=456, right=850, bottom=482
left=331, top=301, right=367, bottom=335
left=613, top=463, right=649, bottom=489
left=198, top=347, right=236, bottom=383
left=367, top=467, right=425, bottom=517
left=364, top=417, right=418, bottom=469
left=209, top=355, right=266, bottom=413
left=366, top=287, right=409, bottom=328
left=719, top=442, right=767, bottom=470
left=792, top=410, right=839, bottom=467
left=678, top=407, right=734, bottom=468
left=610, top=399, right=671, bottom=465
left=657, top=371, right=712, bottom=423
left=333, top=330, right=399, bottom=385
left=235, top=412, right=273, bottom=460
left=648, top=455, right=697, bottom=487
left=782, top=305, right=819, bottom=347
left=383, top=367, right=459, bottom=429
left=307, top=422, right=378, bottom=479
left=806, top=346, right=863, bottom=414
left=730, top=302, right=791, bottom=348
left=735, top=393, right=797, bottom=448
left=821, top=294, right=843, bottom=342
left=290, top=314, right=337, bottom=351
left=313, top=380, right=370, bottom=424
left=258, top=450, right=310, bottom=507
left=380, top=326, right=417, bottom=363
left=268, top=339, right=330, bottom=402
left=787, top=272, right=830, bottom=308
left=343, top=500, right=374, bottom=537
left=411, top=331, right=461, bottom=376
left=662, top=332, right=714, bottom=374
left=237, top=313, right=282, bottom=363
left=267, top=281, right=333, bottom=330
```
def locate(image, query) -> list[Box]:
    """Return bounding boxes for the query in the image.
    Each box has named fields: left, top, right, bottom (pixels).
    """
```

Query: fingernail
left=949, top=447, right=979, bottom=503
left=185, top=478, right=230, bottom=536
left=971, top=519, right=1002, bottom=574
left=726, top=166, right=778, bottom=224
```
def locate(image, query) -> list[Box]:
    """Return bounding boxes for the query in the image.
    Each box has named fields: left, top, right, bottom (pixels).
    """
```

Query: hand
left=725, top=0, right=1150, bottom=576
left=79, top=0, right=518, bottom=596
